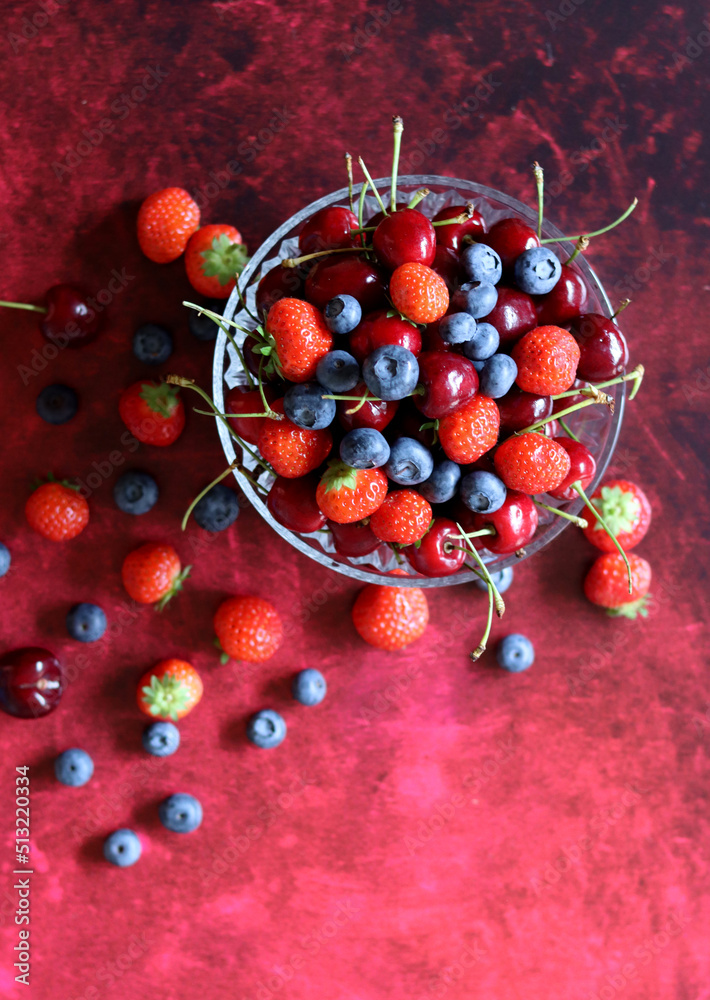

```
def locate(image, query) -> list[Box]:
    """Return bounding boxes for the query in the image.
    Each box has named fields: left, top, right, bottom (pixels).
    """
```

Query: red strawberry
left=438, top=395, right=500, bottom=464
left=494, top=433, right=571, bottom=494
left=121, top=543, right=190, bottom=608
left=258, top=398, right=332, bottom=478
left=137, top=187, right=200, bottom=263
left=137, top=658, right=203, bottom=721
left=370, top=490, right=432, bottom=544
left=389, top=262, right=449, bottom=325
left=584, top=552, right=652, bottom=617
left=226, top=384, right=277, bottom=445
left=25, top=481, right=89, bottom=541
left=315, top=462, right=388, bottom=524
left=214, top=596, right=283, bottom=662
left=185, top=224, right=248, bottom=299
left=512, top=325, right=581, bottom=395
left=582, top=480, right=652, bottom=552
left=352, top=582, right=429, bottom=650
left=266, top=297, right=333, bottom=383
left=119, top=381, right=185, bottom=447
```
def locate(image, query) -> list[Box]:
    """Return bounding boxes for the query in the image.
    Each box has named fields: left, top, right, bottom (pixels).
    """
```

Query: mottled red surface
left=1, top=1, right=709, bottom=998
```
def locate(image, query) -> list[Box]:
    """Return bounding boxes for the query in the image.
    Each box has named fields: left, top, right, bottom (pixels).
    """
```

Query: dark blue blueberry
left=438, top=312, right=476, bottom=345
left=461, top=243, right=503, bottom=285
left=496, top=633, right=535, bottom=673
left=247, top=709, right=287, bottom=749
left=132, top=323, right=173, bottom=365
left=316, top=350, right=360, bottom=393
left=54, top=748, right=94, bottom=787
left=452, top=281, right=498, bottom=319
left=158, top=793, right=203, bottom=833
left=384, top=437, right=434, bottom=486
left=113, top=470, right=159, bottom=515
left=142, top=721, right=181, bottom=757
left=471, top=360, right=486, bottom=372
left=418, top=459, right=461, bottom=504
left=103, top=829, right=142, bottom=866
left=35, top=384, right=78, bottom=425
left=340, top=428, right=390, bottom=469
left=187, top=301, right=223, bottom=341
left=193, top=483, right=240, bottom=532
left=478, top=354, right=518, bottom=399
left=463, top=322, right=500, bottom=362
left=362, top=345, right=419, bottom=401
left=66, top=603, right=107, bottom=643
left=0, top=542, right=10, bottom=577
left=460, top=470, right=507, bottom=514
left=474, top=565, right=514, bottom=594
left=283, top=382, right=336, bottom=429
left=292, top=668, right=327, bottom=706
left=324, top=294, right=362, bottom=335
left=514, top=247, right=562, bottom=295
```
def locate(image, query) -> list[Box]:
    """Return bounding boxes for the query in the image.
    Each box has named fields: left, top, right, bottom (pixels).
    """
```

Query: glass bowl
left=212, top=175, right=625, bottom=588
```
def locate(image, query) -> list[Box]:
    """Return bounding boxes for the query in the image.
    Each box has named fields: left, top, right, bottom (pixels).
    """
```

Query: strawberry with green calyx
left=315, top=461, right=387, bottom=524
left=25, top=478, right=89, bottom=542
left=137, top=659, right=203, bottom=720
left=583, top=552, right=651, bottom=618
left=265, top=297, right=333, bottom=383
left=185, top=224, right=248, bottom=299
left=119, top=381, right=185, bottom=446
left=582, top=480, right=651, bottom=553
left=122, top=542, right=190, bottom=609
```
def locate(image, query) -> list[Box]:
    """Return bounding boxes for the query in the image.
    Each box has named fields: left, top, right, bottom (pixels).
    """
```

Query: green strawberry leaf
left=607, top=594, right=651, bottom=620
left=591, top=485, right=641, bottom=536
left=140, top=382, right=180, bottom=418
left=320, top=460, right=359, bottom=494
left=200, top=234, right=250, bottom=286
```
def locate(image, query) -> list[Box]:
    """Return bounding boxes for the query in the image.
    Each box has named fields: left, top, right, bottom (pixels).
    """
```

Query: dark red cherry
left=337, top=382, right=398, bottom=432
left=422, top=320, right=454, bottom=354
left=364, top=203, right=408, bottom=228
left=350, top=310, right=422, bottom=362
left=472, top=489, right=538, bottom=554
left=498, top=386, right=553, bottom=433
left=569, top=313, right=629, bottom=380
left=255, top=263, right=308, bottom=318
left=225, top=384, right=278, bottom=444
left=349, top=312, right=378, bottom=363
left=305, top=255, right=387, bottom=312
left=0, top=647, right=64, bottom=719
left=481, top=286, right=537, bottom=344
left=41, top=284, right=101, bottom=348
left=389, top=402, right=440, bottom=448
left=242, top=335, right=286, bottom=386
left=547, top=438, right=596, bottom=501
left=541, top=418, right=560, bottom=439
left=298, top=206, right=359, bottom=255
left=372, top=208, right=436, bottom=270
left=329, top=518, right=381, bottom=557
left=432, top=204, right=486, bottom=251
left=535, top=263, right=588, bottom=326
left=267, top=474, right=327, bottom=533
left=481, top=218, right=541, bottom=270
left=407, top=518, right=465, bottom=577
left=430, top=246, right=462, bottom=292
left=414, top=352, right=479, bottom=420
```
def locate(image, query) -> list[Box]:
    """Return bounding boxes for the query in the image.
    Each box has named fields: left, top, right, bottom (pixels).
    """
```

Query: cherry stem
left=540, top=198, right=638, bottom=245
left=455, top=523, right=505, bottom=617
left=565, top=236, right=589, bottom=265
left=533, top=499, right=588, bottom=529
left=558, top=418, right=580, bottom=442
left=0, top=300, right=47, bottom=314
left=358, top=157, right=388, bottom=216
left=391, top=115, right=403, bottom=210
left=612, top=298, right=631, bottom=319
left=533, top=161, right=544, bottom=240
left=407, top=187, right=429, bottom=210
left=183, top=301, right=256, bottom=387
left=432, top=212, right=470, bottom=227
left=182, top=460, right=239, bottom=531
left=194, top=407, right=276, bottom=419
left=574, top=481, right=632, bottom=593
left=517, top=393, right=612, bottom=435
left=471, top=582, right=494, bottom=661
left=256, top=357, right=276, bottom=416
left=551, top=364, right=644, bottom=402
left=345, top=152, right=355, bottom=214
left=235, top=281, right=259, bottom=324
left=238, top=467, right=269, bottom=495
left=282, top=246, right=365, bottom=268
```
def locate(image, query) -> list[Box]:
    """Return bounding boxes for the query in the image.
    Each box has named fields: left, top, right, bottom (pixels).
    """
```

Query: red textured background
left=1, top=1, right=709, bottom=998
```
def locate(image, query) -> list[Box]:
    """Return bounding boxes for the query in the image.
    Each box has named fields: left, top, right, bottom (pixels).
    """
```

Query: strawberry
left=352, top=581, right=429, bottom=650
left=438, top=394, right=500, bottom=464
left=214, top=596, right=283, bottom=662
left=225, top=384, right=278, bottom=445
left=137, top=187, right=201, bottom=263
left=266, top=297, right=333, bottom=382
left=25, top=481, right=89, bottom=541
left=494, top=432, right=571, bottom=494
left=315, top=461, right=387, bottom=524
left=369, top=490, right=432, bottom=544
left=121, top=543, right=190, bottom=608
left=511, top=325, right=581, bottom=395
left=119, top=381, right=185, bottom=447
left=185, top=224, right=248, bottom=299
left=258, top=398, right=332, bottom=478
left=582, top=480, right=652, bottom=553
left=137, top=658, right=203, bottom=720
left=583, top=552, right=652, bottom=617
left=389, top=262, right=449, bottom=325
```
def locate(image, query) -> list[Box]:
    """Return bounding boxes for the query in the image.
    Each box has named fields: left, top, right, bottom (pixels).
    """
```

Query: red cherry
left=541, top=419, right=560, bottom=439
left=414, top=352, right=479, bottom=419
left=305, top=255, right=387, bottom=312
left=569, top=313, right=629, bottom=380
left=432, top=204, right=486, bottom=251
left=547, top=437, right=597, bottom=501
left=498, top=386, right=553, bottom=433
left=41, top=284, right=101, bottom=347
left=256, top=263, right=308, bottom=318
left=373, top=208, right=436, bottom=270
left=329, top=518, right=381, bottom=557
left=0, top=647, right=64, bottom=719
left=422, top=320, right=454, bottom=354
left=430, top=246, right=462, bottom=292
left=535, top=263, right=588, bottom=325
left=481, top=218, right=541, bottom=270
left=407, top=518, right=465, bottom=577
left=481, top=286, right=538, bottom=344
left=365, top=203, right=408, bottom=228
left=267, top=474, right=327, bottom=533
left=389, top=402, right=440, bottom=447
left=242, top=335, right=286, bottom=386
left=472, top=489, right=538, bottom=554
left=298, top=206, right=359, bottom=255
left=337, top=382, right=398, bottom=432
left=349, top=311, right=378, bottom=363
left=225, top=384, right=278, bottom=444
left=370, top=312, right=422, bottom=357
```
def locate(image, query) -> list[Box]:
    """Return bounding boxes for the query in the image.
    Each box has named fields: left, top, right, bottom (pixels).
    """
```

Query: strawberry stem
left=345, top=152, right=355, bottom=214
left=533, top=498, right=588, bottom=528
left=182, top=461, right=239, bottom=531
left=540, top=198, right=638, bottom=245
left=358, top=156, right=388, bottom=216
left=0, top=300, right=47, bottom=314
left=391, top=115, right=403, bottom=210
left=156, top=565, right=191, bottom=613
left=533, top=161, right=544, bottom=240
left=406, top=188, right=429, bottom=210
left=573, top=481, right=632, bottom=594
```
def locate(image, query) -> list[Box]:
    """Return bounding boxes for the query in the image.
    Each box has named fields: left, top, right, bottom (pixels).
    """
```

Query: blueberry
left=452, top=282, right=498, bottom=319
left=158, top=793, right=203, bottom=833
left=461, top=243, right=503, bottom=285
left=54, top=748, right=94, bottom=787
left=66, top=603, right=107, bottom=643
left=418, top=459, right=461, bottom=504
left=460, top=471, right=507, bottom=514
left=35, top=384, right=78, bottom=425
left=283, top=383, right=336, bottom=429
left=103, top=829, right=142, bottom=866
left=384, top=437, right=434, bottom=486
left=142, top=721, right=180, bottom=757
left=188, top=300, right=223, bottom=341
left=132, top=323, right=173, bottom=364
left=0, top=542, right=10, bottom=577
left=316, top=350, right=360, bottom=393
left=247, top=709, right=287, bottom=749
left=478, top=354, right=518, bottom=399
left=471, top=360, right=486, bottom=372
left=340, top=428, right=390, bottom=469
left=193, top=483, right=240, bottom=532
left=438, top=312, right=476, bottom=345
left=514, top=247, right=562, bottom=295
left=362, top=345, right=419, bottom=401
left=292, top=668, right=327, bottom=706
left=113, top=470, right=159, bottom=515
left=324, top=294, right=362, bottom=335
left=463, top=322, right=500, bottom=362
left=496, top=633, right=535, bottom=673
left=474, top=565, right=514, bottom=594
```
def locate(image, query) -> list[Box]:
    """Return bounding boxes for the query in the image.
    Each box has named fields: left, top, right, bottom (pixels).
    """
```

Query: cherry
left=498, top=386, right=553, bottom=433
left=535, top=263, right=588, bottom=326
left=569, top=313, right=629, bottom=380
left=432, top=204, right=486, bottom=252
left=242, top=335, right=286, bottom=386
left=422, top=320, right=454, bottom=354
left=373, top=208, right=436, bottom=270
left=407, top=518, right=465, bottom=577
left=337, top=382, right=398, bottom=432
left=0, top=284, right=106, bottom=348
left=481, top=286, right=537, bottom=344
left=365, top=203, right=408, bottom=228
left=298, top=206, right=359, bottom=255
left=255, top=263, right=308, bottom=318
left=414, top=352, right=479, bottom=419
left=471, top=489, right=539, bottom=554
left=390, top=402, right=440, bottom=447
left=0, top=647, right=64, bottom=719
left=305, top=255, right=387, bottom=312
left=547, top=437, right=597, bottom=501
left=267, top=474, right=327, bottom=533
left=225, top=384, right=278, bottom=444
left=481, top=218, right=541, bottom=270
left=370, top=312, right=422, bottom=357
left=349, top=312, right=379, bottom=363
left=329, top=518, right=381, bottom=557
left=430, top=246, right=462, bottom=292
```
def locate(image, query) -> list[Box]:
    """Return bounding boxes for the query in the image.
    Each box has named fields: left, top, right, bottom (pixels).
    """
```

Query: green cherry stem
left=358, top=156, right=388, bottom=216
left=540, top=198, right=638, bottom=245
left=282, top=246, right=365, bottom=268
left=517, top=393, right=613, bottom=435
left=0, top=300, right=47, bottom=313
left=558, top=418, right=580, bottom=441
left=193, top=407, right=277, bottom=419
left=235, top=282, right=259, bottom=324
left=612, top=298, right=631, bottom=319
left=345, top=152, right=355, bottom=214
left=533, top=499, right=588, bottom=529
left=432, top=212, right=470, bottom=227
left=533, top=161, right=544, bottom=240
left=565, top=236, right=589, bottom=265
left=256, top=357, right=276, bottom=416
left=357, top=176, right=368, bottom=234
left=551, top=365, right=644, bottom=402
left=470, top=582, right=494, bottom=661
left=391, top=114, right=403, bottom=210
left=454, top=523, right=505, bottom=618
left=182, top=461, right=239, bottom=530
left=407, top=188, right=429, bottom=210
left=573, top=480, right=632, bottom=593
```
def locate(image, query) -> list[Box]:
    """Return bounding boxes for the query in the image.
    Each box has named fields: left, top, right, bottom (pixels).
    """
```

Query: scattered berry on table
left=370, top=489, right=432, bottom=544
left=36, top=384, right=78, bottom=425
left=159, top=793, right=203, bottom=833
left=324, top=294, right=362, bottom=335
left=54, top=748, right=94, bottom=787
left=25, top=482, right=89, bottom=542
left=494, top=433, right=571, bottom=495
left=193, top=483, right=240, bottom=532
left=66, top=603, right=107, bottom=642
left=340, top=427, right=390, bottom=469
left=352, top=581, right=429, bottom=651
left=474, top=565, right=514, bottom=594
left=266, top=297, right=333, bottom=383
left=496, top=634, right=535, bottom=673
left=453, top=281, right=498, bottom=319
left=37, top=284, right=101, bottom=348
left=103, top=829, right=142, bottom=867
left=438, top=395, right=500, bottom=464
left=389, top=262, right=449, bottom=324
left=142, top=720, right=180, bottom=757
left=0, top=647, right=64, bottom=719
left=113, top=470, right=159, bottom=515
left=384, top=437, right=434, bottom=486
left=316, top=350, right=360, bottom=393
left=362, top=345, right=419, bottom=401
left=284, top=383, right=336, bottom=430
left=461, top=242, right=502, bottom=285
left=418, top=459, right=461, bottom=504
left=514, top=246, right=562, bottom=295
left=292, top=668, right=327, bottom=706
left=583, top=552, right=652, bottom=616
left=462, top=322, right=499, bottom=362
left=132, top=323, right=173, bottom=365
left=582, top=480, right=652, bottom=552
left=258, top=399, right=333, bottom=478
left=267, top=474, right=327, bottom=533
left=438, top=312, right=476, bottom=345
left=138, top=659, right=203, bottom=721
left=460, top=470, right=507, bottom=514
left=0, top=542, right=10, bottom=577
left=247, top=709, right=287, bottom=748
left=214, top=596, right=283, bottom=662
left=184, top=224, right=247, bottom=299
left=137, top=187, right=200, bottom=263
left=119, top=381, right=185, bottom=447
left=121, top=543, right=189, bottom=608
left=315, top=462, right=388, bottom=523
left=478, top=354, right=518, bottom=399
left=511, top=325, right=580, bottom=396
left=187, top=300, right=223, bottom=341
